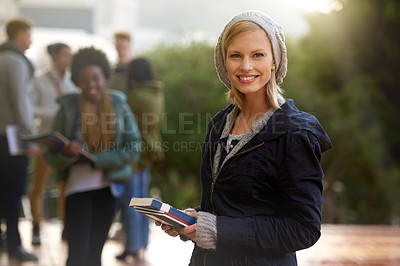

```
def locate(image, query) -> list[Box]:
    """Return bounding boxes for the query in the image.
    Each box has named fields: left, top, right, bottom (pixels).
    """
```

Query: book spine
left=151, top=199, right=164, bottom=210
left=168, top=207, right=196, bottom=225
left=163, top=212, right=191, bottom=226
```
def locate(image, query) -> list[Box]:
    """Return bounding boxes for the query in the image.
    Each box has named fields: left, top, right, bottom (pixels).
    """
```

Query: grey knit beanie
left=214, top=10, right=287, bottom=89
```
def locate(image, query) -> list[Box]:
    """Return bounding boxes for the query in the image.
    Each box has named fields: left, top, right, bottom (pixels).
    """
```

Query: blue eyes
left=229, top=53, right=264, bottom=58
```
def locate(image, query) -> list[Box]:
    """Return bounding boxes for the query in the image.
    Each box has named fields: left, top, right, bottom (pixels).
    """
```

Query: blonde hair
left=114, top=31, right=131, bottom=42
left=224, top=21, right=283, bottom=110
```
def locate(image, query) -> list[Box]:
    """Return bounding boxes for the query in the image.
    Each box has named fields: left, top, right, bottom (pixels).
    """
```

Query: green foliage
left=284, top=0, right=400, bottom=224
left=145, top=42, right=227, bottom=208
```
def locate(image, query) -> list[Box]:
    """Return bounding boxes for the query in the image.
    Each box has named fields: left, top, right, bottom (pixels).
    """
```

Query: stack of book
left=129, top=197, right=196, bottom=230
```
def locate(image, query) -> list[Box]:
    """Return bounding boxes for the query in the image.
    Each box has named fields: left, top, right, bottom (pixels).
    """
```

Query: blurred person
left=28, top=42, right=78, bottom=245
left=45, top=47, right=141, bottom=266
left=107, top=31, right=133, bottom=93
left=116, top=57, right=165, bottom=261
left=0, top=17, right=39, bottom=261
left=156, top=10, right=332, bottom=265
left=107, top=30, right=133, bottom=243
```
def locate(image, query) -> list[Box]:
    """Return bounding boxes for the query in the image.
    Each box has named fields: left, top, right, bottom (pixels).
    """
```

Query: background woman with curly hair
left=46, top=47, right=141, bottom=265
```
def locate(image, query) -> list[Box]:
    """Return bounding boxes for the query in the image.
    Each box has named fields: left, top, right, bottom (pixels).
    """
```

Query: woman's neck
left=231, top=100, right=269, bottom=135
left=241, top=93, right=270, bottom=121
left=82, top=95, right=103, bottom=113
left=51, top=67, right=66, bottom=79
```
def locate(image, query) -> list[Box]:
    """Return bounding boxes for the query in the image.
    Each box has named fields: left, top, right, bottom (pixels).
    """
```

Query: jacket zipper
left=203, top=250, right=208, bottom=266
left=209, top=140, right=265, bottom=214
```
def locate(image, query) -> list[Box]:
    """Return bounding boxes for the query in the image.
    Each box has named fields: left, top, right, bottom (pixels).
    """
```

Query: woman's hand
left=25, top=145, right=40, bottom=157
left=181, top=212, right=198, bottom=242
left=62, top=141, right=82, bottom=157
left=155, top=221, right=181, bottom=237
left=155, top=211, right=199, bottom=241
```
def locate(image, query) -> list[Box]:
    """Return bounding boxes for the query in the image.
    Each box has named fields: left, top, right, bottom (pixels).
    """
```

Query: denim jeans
left=121, top=168, right=151, bottom=253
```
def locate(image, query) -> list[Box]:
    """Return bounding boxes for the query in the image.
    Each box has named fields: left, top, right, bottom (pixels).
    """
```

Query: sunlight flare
left=285, top=0, right=344, bottom=13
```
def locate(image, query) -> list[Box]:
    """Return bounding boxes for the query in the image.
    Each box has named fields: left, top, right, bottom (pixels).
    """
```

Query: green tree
left=283, top=0, right=400, bottom=223
left=145, top=42, right=227, bottom=208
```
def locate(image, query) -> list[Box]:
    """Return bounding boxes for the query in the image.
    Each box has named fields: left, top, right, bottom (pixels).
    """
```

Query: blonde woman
left=157, top=10, right=332, bottom=265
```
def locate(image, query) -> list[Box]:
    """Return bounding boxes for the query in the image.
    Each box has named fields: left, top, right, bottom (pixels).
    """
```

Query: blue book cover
left=129, top=197, right=196, bottom=229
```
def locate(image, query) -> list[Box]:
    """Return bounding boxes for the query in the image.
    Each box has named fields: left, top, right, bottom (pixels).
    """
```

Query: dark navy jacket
left=189, top=100, right=332, bottom=266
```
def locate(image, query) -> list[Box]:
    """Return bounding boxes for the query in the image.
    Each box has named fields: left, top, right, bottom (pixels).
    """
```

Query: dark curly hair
left=70, top=46, right=110, bottom=86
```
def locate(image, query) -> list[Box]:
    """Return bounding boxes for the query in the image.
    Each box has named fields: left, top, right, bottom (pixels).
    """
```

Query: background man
left=0, top=17, right=39, bottom=261
left=107, top=31, right=133, bottom=92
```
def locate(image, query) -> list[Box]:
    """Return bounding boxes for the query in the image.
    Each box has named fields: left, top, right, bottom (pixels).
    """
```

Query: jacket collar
left=265, top=99, right=332, bottom=152
left=209, top=99, right=332, bottom=153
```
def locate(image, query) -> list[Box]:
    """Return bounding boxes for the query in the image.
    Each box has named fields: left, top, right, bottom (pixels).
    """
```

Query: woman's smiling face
left=77, top=65, right=105, bottom=105
left=225, top=28, right=275, bottom=97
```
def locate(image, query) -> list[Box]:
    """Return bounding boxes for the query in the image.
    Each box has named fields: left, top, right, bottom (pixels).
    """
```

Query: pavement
left=0, top=220, right=399, bottom=266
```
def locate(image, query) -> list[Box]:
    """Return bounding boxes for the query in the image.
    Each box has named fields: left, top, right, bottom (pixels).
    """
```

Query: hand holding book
left=19, top=131, right=96, bottom=163
left=155, top=211, right=198, bottom=240
left=129, top=197, right=197, bottom=231
left=25, top=145, right=41, bottom=157
left=62, top=141, right=83, bottom=157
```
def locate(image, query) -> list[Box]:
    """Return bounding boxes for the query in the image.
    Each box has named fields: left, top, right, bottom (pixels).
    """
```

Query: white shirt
left=33, top=68, right=78, bottom=133
left=65, top=163, right=110, bottom=196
